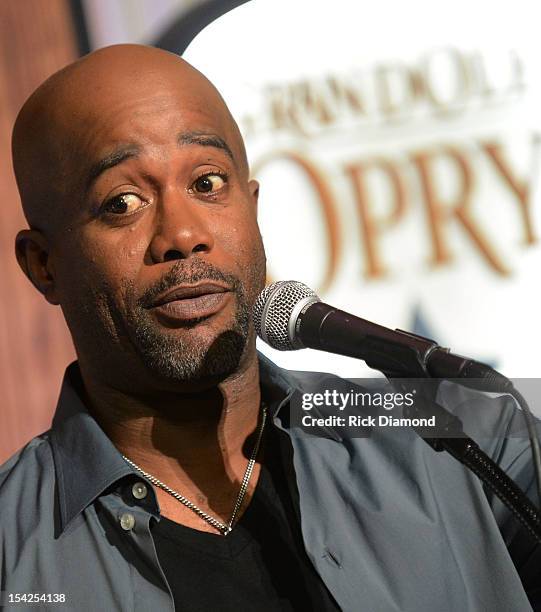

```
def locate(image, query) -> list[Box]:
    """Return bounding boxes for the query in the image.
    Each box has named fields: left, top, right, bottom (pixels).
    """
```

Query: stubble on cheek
left=68, top=279, right=130, bottom=356
left=56, top=237, right=134, bottom=357
left=72, top=233, right=145, bottom=347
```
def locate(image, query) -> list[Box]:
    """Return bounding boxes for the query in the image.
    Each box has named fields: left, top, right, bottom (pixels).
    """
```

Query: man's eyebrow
left=177, top=132, right=235, bottom=162
left=86, top=134, right=234, bottom=190
left=86, top=145, right=141, bottom=188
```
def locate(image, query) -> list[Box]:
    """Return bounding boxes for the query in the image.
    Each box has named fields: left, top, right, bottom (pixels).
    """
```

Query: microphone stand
left=390, top=378, right=541, bottom=545
left=361, top=329, right=541, bottom=545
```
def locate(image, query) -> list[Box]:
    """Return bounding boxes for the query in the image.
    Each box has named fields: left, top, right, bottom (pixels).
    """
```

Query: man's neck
left=79, top=353, right=264, bottom=530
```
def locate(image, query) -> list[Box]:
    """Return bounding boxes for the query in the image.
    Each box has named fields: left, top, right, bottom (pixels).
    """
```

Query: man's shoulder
left=0, top=432, right=55, bottom=515
left=278, top=363, right=533, bottom=464
left=274, top=364, right=359, bottom=394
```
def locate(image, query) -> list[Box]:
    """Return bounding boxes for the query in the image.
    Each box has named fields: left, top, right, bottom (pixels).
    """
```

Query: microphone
left=253, top=280, right=511, bottom=392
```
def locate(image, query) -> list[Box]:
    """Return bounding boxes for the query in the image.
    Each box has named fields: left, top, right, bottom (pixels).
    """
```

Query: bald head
left=12, top=44, right=248, bottom=235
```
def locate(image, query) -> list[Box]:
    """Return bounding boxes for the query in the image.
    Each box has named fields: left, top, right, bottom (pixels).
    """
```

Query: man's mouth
left=147, top=282, right=232, bottom=324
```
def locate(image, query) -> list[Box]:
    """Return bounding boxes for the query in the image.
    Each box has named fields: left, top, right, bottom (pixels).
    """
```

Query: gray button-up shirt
left=0, top=355, right=538, bottom=611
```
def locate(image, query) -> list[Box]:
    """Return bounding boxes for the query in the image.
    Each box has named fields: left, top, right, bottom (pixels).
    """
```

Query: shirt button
left=120, top=512, right=136, bottom=531
left=132, top=482, right=148, bottom=500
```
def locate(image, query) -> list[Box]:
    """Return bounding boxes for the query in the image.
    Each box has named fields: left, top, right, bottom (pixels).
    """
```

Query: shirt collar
left=50, top=354, right=297, bottom=534
left=50, top=362, right=135, bottom=534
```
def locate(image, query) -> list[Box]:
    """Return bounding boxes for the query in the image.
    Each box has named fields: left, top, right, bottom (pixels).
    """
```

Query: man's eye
left=191, top=173, right=227, bottom=194
left=103, top=194, right=144, bottom=215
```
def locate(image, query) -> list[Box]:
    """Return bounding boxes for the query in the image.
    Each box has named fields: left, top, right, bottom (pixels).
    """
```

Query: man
left=1, top=44, right=538, bottom=611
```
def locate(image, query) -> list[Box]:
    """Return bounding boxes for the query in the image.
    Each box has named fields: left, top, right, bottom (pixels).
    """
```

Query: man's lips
left=147, top=282, right=232, bottom=323
left=150, top=282, right=230, bottom=307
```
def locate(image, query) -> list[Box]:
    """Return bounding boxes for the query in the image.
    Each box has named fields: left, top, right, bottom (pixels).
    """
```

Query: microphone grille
left=253, top=280, right=319, bottom=350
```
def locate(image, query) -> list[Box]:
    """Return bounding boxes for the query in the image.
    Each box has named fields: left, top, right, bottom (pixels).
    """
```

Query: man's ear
left=15, top=229, right=60, bottom=305
left=248, top=179, right=260, bottom=214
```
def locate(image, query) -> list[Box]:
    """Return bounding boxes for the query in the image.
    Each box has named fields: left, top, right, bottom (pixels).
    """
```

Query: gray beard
left=127, top=295, right=250, bottom=384
left=82, top=257, right=264, bottom=386
left=122, top=257, right=252, bottom=384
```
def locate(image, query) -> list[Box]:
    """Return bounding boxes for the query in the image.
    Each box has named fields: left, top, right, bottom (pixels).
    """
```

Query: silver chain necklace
left=121, top=404, right=267, bottom=536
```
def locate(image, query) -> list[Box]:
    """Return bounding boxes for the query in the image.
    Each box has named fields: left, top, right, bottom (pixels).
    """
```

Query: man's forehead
left=81, top=96, right=228, bottom=149
left=51, top=60, right=214, bottom=127
left=63, top=65, right=243, bottom=167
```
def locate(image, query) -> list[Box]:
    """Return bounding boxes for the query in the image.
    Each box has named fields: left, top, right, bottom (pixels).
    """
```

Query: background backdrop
left=1, top=0, right=540, bottom=462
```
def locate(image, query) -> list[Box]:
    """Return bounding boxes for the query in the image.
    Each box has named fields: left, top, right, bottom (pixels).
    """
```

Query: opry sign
left=241, top=48, right=538, bottom=293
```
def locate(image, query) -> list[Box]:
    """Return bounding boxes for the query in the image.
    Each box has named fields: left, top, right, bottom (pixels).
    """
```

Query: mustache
left=139, top=258, right=243, bottom=308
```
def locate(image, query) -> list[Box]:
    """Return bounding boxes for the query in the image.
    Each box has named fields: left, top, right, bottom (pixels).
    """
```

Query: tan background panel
left=0, top=0, right=77, bottom=464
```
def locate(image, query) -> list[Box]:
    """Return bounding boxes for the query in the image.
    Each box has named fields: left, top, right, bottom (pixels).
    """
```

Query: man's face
left=48, top=80, right=265, bottom=390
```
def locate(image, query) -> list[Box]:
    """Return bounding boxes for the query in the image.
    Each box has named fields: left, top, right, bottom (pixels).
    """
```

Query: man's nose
left=149, top=196, right=215, bottom=263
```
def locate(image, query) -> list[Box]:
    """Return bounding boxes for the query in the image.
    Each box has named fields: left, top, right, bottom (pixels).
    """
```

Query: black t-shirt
left=151, top=426, right=340, bottom=612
